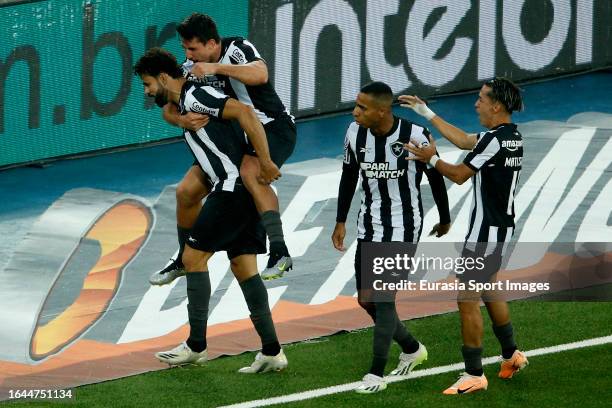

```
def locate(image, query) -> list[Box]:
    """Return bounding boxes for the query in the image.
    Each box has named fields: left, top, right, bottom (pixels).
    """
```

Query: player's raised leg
left=240, top=155, right=293, bottom=280
left=150, top=165, right=209, bottom=286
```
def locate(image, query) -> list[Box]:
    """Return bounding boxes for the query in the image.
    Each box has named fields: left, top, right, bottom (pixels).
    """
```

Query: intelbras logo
left=360, top=162, right=405, bottom=179
left=262, top=1, right=600, bottom=116
left=343, top=138, right=351, bottom=164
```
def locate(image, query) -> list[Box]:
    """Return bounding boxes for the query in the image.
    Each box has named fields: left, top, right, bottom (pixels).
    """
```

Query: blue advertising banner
left=0, top=0, right=248, bottom=167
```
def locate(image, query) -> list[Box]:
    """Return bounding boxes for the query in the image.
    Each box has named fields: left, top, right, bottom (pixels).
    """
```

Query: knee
left=230, top=258, right=258, bottom=283
left=176, top=182, right=199, bottom=207
left=181, top=249, right=196, bottom=272
left=176, top=169, right=209, bottom=207
left=240, top=156, right=259, bottom=179
left=182, top=247, right=211, bottom=272
left=240, top=166, right=258, bottom=188
left=458, top=301, right=481, bottom=319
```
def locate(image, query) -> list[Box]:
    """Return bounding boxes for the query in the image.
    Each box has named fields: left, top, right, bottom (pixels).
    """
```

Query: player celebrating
left=151, top=13, right=296, bottom=286
left=135, top=48, right=287, bottom=372
left=401, top=77, right=528, bottom=394
left=332, top=82, right=451, bottom=393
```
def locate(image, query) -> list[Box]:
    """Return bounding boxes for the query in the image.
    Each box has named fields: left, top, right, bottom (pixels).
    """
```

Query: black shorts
left=457, top=244, right=504, bottom=284
left=246, top=116, right=296, bottom=167
left=355, top=240, right=365, bottom=291
left=353, top=240, right=416, bottom=295
left=187, top=184, right=266, bottom=259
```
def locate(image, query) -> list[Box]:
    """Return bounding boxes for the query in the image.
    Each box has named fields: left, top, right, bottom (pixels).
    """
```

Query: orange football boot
left=499, top=350, right=529, bottom=379
left=443, top=372, right=488, bottom=395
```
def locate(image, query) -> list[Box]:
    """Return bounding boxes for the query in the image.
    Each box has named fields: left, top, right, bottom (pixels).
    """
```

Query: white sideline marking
left=219, top=335, right=612, bottom=408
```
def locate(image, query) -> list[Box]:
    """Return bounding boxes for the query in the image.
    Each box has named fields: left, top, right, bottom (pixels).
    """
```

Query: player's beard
left=154, top=91, right=168, bottom=108
left=155, top=84, right=169, bottom=108
left=153, top=80, right=172, bottom=107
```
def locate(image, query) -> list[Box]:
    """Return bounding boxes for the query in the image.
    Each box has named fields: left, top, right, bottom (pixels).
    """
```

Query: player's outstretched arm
left=191, top=60, right=268, bottom=86
left=398, top=95, right=478, bottom=151
left=222, top=98, right=280, bottom=183
left=405, top=135, right=475, bottom=185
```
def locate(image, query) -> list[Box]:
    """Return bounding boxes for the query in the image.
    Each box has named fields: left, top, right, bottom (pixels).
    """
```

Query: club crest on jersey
left=390, top=141, right=405, bottom=158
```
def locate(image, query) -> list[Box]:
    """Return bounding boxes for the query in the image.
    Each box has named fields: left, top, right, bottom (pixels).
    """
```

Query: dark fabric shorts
left=354, top=240, right=364, bottom=292
left=353, top=240, right=416, bottom=295
left=457, top=244, right=504, bottom=284
left=187, top=184, right=266, bottom=259
left=245, top=116, right=296, bottom=167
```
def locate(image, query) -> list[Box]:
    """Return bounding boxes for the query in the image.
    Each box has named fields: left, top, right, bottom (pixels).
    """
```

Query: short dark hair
left=485, top=77, right=524, bottom=114
left=177, top=13, right=220, bottom=44
left=360, top=81, right=393, bottom=105
left=133, top=48, right=183, bottom=79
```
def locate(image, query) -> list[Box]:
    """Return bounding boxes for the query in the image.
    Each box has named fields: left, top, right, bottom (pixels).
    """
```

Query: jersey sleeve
left=405, top=125, right=432, bottom=164
left=342, top=130, right=358, bottom=170
left=185, top=86, right=229, bottom=118
left=463, top=131, right=501, bottom=171
left=424, top=166, right=451, bottom=224
left=337, top=128, right=359, bottom=223
left=182, top=59, right=194, bottom=77
left=228, top=39, right=263, bottom=65
left=412, top=126, right=431, bottom=147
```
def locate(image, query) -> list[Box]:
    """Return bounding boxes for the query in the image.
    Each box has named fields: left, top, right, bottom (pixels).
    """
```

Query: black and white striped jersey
left=463, top=123, right=523, bottom=245
left=182, top=37, right=292, bottom=125
left=179, top=81, right=246, bottom=192
left=337, top=117, right=449, bottom=243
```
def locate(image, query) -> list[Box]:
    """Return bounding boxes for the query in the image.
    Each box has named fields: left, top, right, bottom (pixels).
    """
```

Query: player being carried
left=135, top=48, right=287, bottom=372
left=151, top=13, right=296, bottom=286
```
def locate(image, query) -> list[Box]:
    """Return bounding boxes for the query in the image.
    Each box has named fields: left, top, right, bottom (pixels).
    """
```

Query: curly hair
left=133, top=48, right=183, bottom=79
